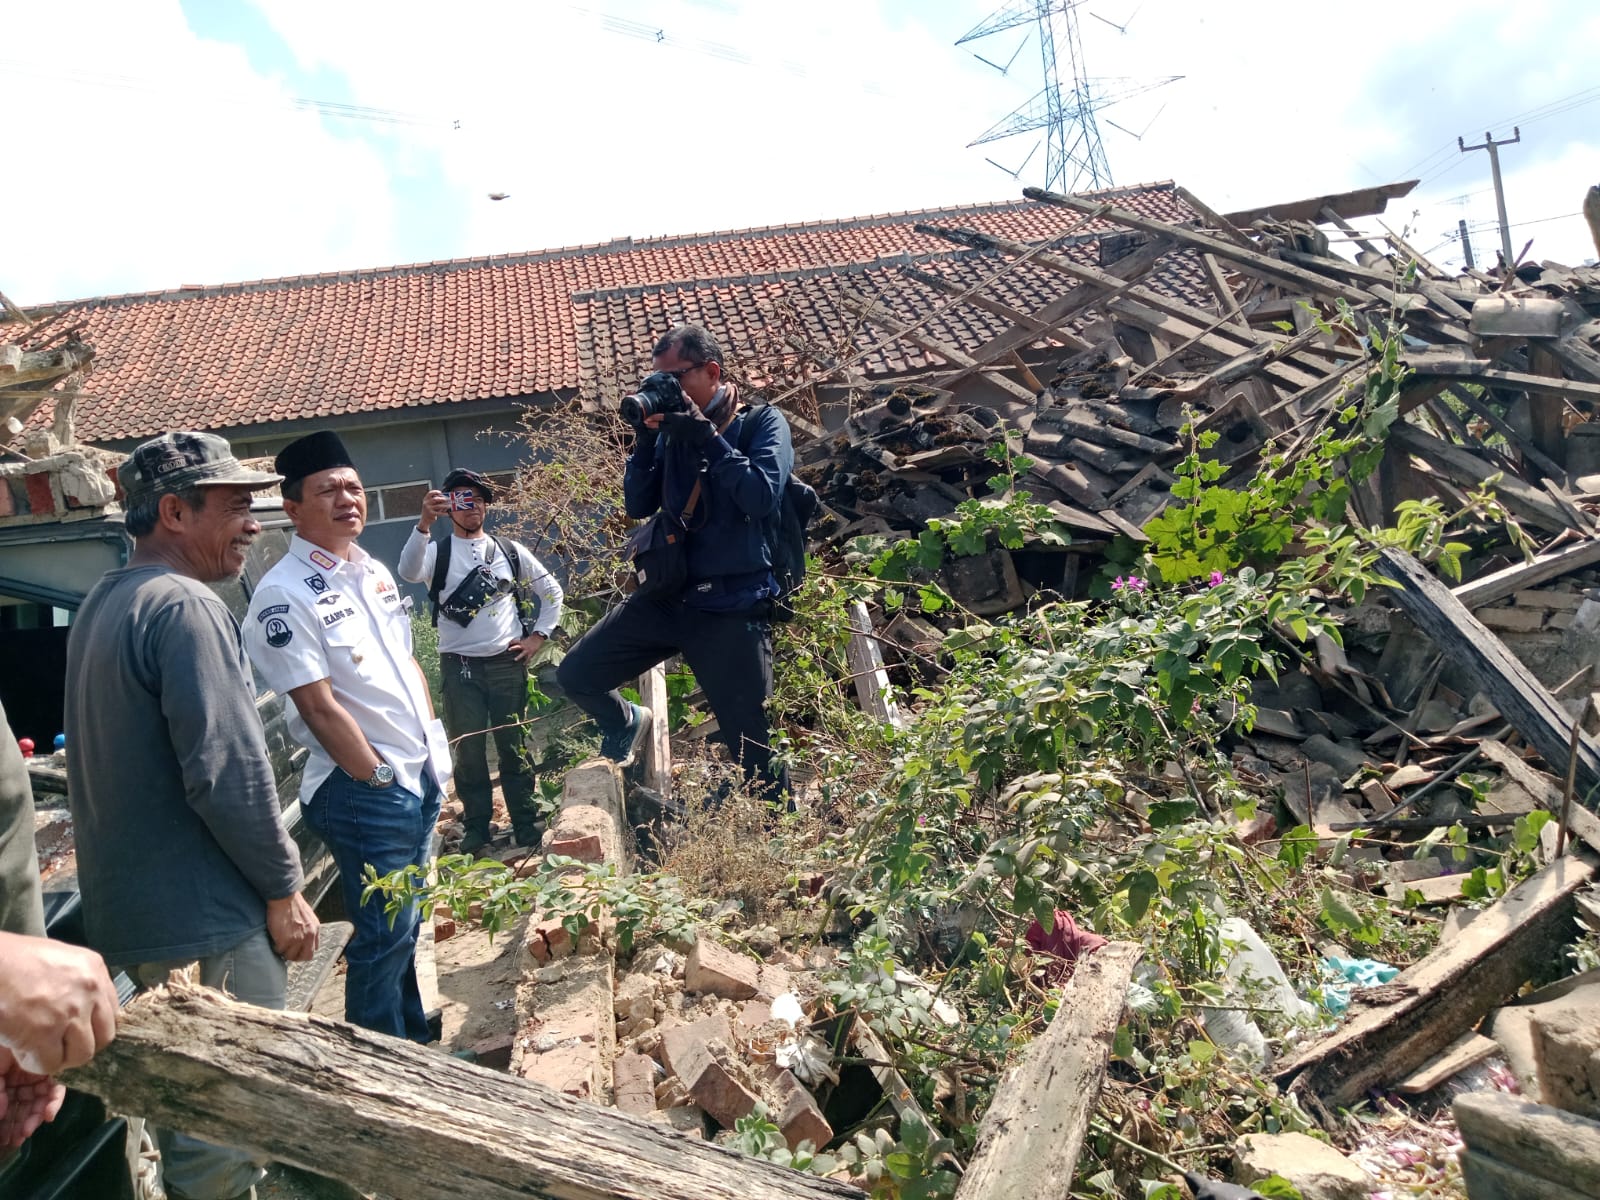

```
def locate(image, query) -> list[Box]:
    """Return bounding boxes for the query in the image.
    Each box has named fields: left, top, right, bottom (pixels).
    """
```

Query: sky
left=3, top=0, right=1597, bottom=306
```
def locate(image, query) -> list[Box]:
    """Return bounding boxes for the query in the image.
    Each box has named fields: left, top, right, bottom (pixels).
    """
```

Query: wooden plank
left=915, top=232, right=1175, bottom=390
left=1389, top=421, right=1576, bottom=533
left=1199, top=252, right=1249, bottom=331
left=1406, top=358, right=1600, bottom=401
left=1378, top=548, right=1600, bottom=800
left=1277, top=851, right=1599, bottom=1113
left=1174, top=185, right=1255, bottom=248
left=1394, top=1031, right=1500, bottom=1094
left=64, top=986, right=863, bottom=1200
left=638, top=664, right=672, bottom=804
left=841, top=289, right=1037, bottom=407
left=846, top=600, right=903, bottom=729
left=955, top=943, right=1141, bottom=1200
left=899, top=263, right=1092, bottom=353
left=1454, top=538, right=1600, bottom=609
left=1439, top=384, right=1567, bottom=481
left=1023, top=186, right=1377, bottom=308
left=1474, top=739, right=1600, bottom=855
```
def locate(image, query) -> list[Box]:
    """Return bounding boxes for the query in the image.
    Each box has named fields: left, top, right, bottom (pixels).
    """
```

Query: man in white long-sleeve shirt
left=397, top=468, right=564, bottom=852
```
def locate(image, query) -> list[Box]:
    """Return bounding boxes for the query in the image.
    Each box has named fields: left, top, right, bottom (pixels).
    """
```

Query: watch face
left=372, top=764, right=395, bottom=785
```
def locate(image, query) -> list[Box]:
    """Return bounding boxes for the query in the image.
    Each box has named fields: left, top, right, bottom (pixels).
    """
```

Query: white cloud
left=0, top=0, right=399, bottom=304
left=4, top=0, right=1596, bottom=303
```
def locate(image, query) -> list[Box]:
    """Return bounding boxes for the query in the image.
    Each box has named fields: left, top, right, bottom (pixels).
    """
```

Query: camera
left=619, top=371, right=688, bottom=428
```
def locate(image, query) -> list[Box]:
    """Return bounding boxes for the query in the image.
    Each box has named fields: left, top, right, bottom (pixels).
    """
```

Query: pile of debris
left=795, top=183, right=1600, bottom=620
left=0, top=287, right=113, bottom=523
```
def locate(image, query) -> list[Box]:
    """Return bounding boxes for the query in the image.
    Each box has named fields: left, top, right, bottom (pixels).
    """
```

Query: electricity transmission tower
left=958, top=0, right=1179, bottom=194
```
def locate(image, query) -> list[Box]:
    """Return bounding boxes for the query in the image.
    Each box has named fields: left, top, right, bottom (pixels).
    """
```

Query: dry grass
left=654, top=756, right=832, bottom=932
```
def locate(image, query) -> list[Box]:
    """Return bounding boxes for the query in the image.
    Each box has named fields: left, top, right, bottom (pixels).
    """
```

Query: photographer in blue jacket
left=557, top=324, right=793, bottom=804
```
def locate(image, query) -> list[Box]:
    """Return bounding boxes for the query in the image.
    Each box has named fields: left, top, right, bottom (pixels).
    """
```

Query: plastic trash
left=1199, top=918, right=1316, bottom=1067
left=1318, top=954, right=1399, bottom=1014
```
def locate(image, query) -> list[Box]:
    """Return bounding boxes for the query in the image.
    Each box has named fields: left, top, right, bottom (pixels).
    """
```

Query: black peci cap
left=275, top=430, right=356, bottom=490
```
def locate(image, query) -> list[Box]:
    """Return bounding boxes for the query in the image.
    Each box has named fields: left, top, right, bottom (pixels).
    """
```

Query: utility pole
left=1457, top=219, right=1475, bottom=270
left=1458, top=127, right=1520, bottom=270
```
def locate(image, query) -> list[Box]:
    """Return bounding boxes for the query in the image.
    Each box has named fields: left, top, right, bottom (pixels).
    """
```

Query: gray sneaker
left=599, top=701, right=652, bottom=767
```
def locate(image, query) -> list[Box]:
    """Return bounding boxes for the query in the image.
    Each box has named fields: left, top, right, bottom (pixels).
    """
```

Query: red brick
left=771, top=1069, right=833, bottom=1152
left=659, top=1013, right=734, bottom=1079
left=685, top=938, right=760, bottom=1000
left=433, top=916, right=457, bottom=942
left=467, top=1033, right=514, bottom=1071
left=547, top=830, right=604, bottom=862
left=613, top=1051, right=658, bottom=1115
left=23, top=472, right=54, bottom=515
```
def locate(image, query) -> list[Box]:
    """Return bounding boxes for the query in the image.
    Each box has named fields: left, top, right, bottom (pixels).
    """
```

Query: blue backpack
left=737, top=408, right=819, bottom=622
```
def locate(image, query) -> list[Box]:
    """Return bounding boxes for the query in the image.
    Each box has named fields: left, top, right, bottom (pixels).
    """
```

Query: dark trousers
left=556, top=592, right=787, bottom=801
left=304, top=768, right=440, bottom=1042
left=440, top=650, right=538, bottom=838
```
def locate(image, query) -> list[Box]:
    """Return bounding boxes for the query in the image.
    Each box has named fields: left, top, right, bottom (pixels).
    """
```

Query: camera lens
left=620, top=394, right=648, bottom=426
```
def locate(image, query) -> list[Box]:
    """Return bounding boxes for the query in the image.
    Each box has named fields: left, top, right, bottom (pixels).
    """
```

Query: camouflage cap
left=119, top=431, right=282, bottom=506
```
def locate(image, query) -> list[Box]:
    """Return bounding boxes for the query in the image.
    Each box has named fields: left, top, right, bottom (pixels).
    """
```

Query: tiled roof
left=13, top=182, right=1195, bottom=443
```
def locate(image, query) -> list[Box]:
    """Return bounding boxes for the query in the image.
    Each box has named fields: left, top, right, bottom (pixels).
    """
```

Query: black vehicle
left=0, top=502, right=338, bottom=1200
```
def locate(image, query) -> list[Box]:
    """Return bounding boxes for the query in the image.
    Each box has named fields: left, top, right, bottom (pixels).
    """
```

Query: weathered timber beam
left=0, top=341, right=92, bottom=386
left=1388, top=421, right=1575, bottom=533
left=1276, top=850, right=1599, bottom=1113
left=1453, top=539, right=1600, bottom=608
left=1407, top=358, right=1600, bottom=400
left=955, top=943, right=1141, bottom=1200
left=899, top=264, right=1092, bottom=353
left=1023, top=187, right=1375, bottom=307
left=1173, top=186, right=1255, bottom=249
left=64, top=987, right=861, bottom=1200
left=1475, top=739, right=1600, bottom=855
left=638, top=664, right=672, bottom=804
left=1198, top=252, right=1249, bottom=331
left=840, top=289, right=1038, bottom=407
left=915, top=228, right=1175, bottom=388
left=930, top=222, right=1337, bottom=388
left=1377, top=547, right=1600, bottom=798
left=1439, top=384, right=1566, bottom=480
left=846, top=600, right=903, bottom=729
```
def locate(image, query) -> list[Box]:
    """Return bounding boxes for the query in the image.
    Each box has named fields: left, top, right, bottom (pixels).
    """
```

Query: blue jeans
left=127, top=928, right=286, bottom=1199
left=304, top=767, right=440, bottom=1041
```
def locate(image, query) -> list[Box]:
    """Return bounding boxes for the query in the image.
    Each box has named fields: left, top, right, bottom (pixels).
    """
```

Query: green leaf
left=1277, top=824, right=1316, bottom=870
left=1148, top=799, right=1199, bottom=828
left=1187, top=1039, right=1217, bottom=1064
left=1251, top=1175, right=1306, bottom=1199
left=1124, top=869, right=1159, bottom=924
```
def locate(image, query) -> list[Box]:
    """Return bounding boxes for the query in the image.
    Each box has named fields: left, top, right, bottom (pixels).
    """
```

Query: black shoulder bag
left=625, top=477, right=703, bottom=597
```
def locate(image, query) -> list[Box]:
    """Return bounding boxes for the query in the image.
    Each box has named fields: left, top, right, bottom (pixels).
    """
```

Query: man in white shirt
left=242, top=430, right=451, bottom=1042
left=397, top=468, right=564, bottom=853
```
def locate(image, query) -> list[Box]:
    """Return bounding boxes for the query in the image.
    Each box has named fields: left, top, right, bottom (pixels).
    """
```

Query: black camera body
left=620, top=371, right=688, bottom=428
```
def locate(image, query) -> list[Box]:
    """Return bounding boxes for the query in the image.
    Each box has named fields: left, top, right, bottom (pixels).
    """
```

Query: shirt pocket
left=321, top=609, right=379, bottom=675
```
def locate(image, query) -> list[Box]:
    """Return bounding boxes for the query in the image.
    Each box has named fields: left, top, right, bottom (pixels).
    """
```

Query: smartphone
left=450, top=489, right=477, bottom=511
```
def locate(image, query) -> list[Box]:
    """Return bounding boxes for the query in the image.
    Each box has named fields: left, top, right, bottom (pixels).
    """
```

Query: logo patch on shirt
left=321, top=607, right=357, bottom=627
left=309, top=549, right=338, bottom=571
left=316, top=593, right=343, bottom=606
left=374, top=579, right=396, bottom=594
left=304, top=575, right=329, bottom=595
left=264, top=617, right=293, bottom=648
left=255, top=604, right=290, bottom=622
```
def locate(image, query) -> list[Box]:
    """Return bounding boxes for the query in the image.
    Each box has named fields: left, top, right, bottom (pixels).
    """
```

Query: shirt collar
left=289, top=533, right=368, bottom=573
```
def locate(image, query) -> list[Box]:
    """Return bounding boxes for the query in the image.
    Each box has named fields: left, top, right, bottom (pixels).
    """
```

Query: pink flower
left=1111, top=576, right=1126, bottom=590
left=1208, top=571, right=1225, bottom=588
left=1126, top=576, right=1146, bottom=592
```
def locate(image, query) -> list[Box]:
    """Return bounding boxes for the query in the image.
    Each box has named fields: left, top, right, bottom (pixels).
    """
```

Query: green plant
left=833, top=1118, right=958, bottom=1200
left=731, top=1103, right=835, bottom=1173
left=362, top=853, right=709, bottom=954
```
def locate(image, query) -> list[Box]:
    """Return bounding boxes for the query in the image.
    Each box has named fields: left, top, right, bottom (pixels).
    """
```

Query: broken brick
left=613, top=1051, right=658, bottom=1115
left=771, top=1068, right=833, bottom=1152
left=659, top=1012, right=735, bottom=1078
left=684, top=938, right=760, bottom=1000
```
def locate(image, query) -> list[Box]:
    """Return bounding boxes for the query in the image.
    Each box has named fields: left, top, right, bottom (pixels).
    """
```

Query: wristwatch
left=366, top=762, right=395, bottom=787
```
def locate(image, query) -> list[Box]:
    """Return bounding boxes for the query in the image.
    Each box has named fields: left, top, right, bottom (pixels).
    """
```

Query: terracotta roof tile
left=17, top=183, right=1193, bottom=442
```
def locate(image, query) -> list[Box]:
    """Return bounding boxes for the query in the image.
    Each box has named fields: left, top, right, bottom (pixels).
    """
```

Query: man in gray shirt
left=65, top=432, right=318, bottom=1200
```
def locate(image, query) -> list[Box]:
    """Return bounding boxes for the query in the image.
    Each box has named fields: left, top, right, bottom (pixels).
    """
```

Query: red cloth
left=1024, top=910, right=1108, bottom=983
